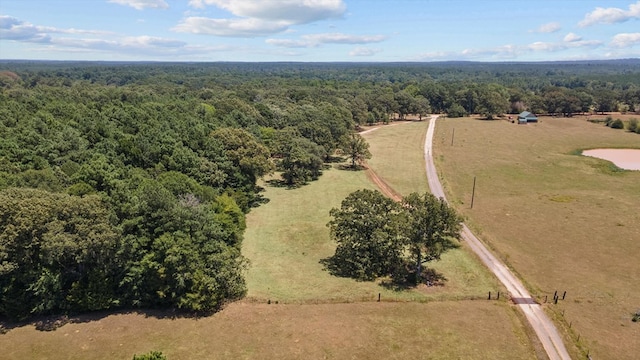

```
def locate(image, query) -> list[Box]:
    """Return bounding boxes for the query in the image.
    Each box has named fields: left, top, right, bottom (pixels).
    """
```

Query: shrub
left=628, top=118, right=638, bottom=132
left=609, top=119, right=624, bottom=129
left=605, top=116, right=613, bottom=126
left=446, top=104, right=466, bottom=118
left=133, top=351, right=167, bottom=360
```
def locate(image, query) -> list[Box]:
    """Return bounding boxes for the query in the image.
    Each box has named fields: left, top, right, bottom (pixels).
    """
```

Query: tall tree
left=340, top=133, right=372, bottom=168
left=326, top=190, right=404, bottom=280
left=401, top=193, right=461, bottom=282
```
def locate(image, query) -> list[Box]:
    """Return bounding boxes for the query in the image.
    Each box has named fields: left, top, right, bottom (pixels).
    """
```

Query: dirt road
left=423, top=116, right=572, bottom=360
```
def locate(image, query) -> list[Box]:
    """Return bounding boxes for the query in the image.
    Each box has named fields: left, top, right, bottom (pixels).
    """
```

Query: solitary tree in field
left=340, top=133, right=372, bottom=168
left=325, top=190, right=462, bottom=285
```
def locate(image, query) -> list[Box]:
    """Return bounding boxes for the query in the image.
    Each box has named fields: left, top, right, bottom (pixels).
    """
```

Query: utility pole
left=471, top=176, right=476, bottom=209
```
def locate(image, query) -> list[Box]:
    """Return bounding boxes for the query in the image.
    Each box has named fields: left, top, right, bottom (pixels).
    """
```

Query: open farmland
left=0, top=301, right=536, bottom=360
left=433, top=116, right=640, bottom=360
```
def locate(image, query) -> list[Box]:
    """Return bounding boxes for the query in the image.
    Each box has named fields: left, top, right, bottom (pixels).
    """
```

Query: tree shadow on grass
left=265, top=178, right=289, bottom=188
left=325, top=155, right=346, bottom=163
left=379, top=267, right=448, bottom=292
left=0, top=307, right=217, bottom=334
left=319, top=255, right=378, bottom=282
left=320, top=256, right=357, bottom=279
left=336, top=164, right=367, bottom=171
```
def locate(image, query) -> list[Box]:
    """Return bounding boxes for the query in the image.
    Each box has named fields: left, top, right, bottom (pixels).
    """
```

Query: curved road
left=424, top=116, right=572, bottom=360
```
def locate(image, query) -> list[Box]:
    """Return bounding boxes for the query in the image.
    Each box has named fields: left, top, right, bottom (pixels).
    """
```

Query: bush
left=133, top=351, right=167, bottom=360
left=628, top=118, right=638, bottom=132
left=604, top=116, right=613, bottom=126
left=609, top=119, right=624, bottom=129
left=446, top=104, right=466, bottom=118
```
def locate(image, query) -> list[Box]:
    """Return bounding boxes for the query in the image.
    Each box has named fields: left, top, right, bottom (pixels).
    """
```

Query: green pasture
left=243, top=120, right=501, bottom=303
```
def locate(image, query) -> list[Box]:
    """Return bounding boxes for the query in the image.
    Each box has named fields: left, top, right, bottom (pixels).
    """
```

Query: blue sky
left=1, top=0, right=640, bottom=62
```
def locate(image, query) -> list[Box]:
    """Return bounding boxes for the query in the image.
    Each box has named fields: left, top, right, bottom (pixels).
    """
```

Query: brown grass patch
left=0, top=301, right=538, bottom=360
left=434, top=116, right=640, bottom=359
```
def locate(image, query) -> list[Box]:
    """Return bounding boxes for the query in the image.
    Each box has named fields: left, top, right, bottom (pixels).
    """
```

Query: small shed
left=518, top=111, right=538, bottom=124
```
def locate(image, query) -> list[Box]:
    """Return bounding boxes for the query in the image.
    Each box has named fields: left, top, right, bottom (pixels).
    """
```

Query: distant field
left=433, top=116, right=640, bottom=360
left=0, top=301, right=537, bottom=360
left=362, top=121, right=429, bottom=196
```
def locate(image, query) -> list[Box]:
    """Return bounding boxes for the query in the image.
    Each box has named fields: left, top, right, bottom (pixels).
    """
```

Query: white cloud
left=563, top=33, right=582, bottom=42
left=0, top=15, right=224, bottom=58
left=611, top=33, right=640, bottom=48
left=461, top=45, right=519, bottom=59
left=532, top=22, right=561, bottom=33
left=265, top=38, right=308, bottom=47
left=179, top=0, right=346, bottom=37
left=266, top=32, right=385, bottom=48
left=529, top=39, right=602, bottom=52
left=349, top=47, right=381, bottom=57
left=107, top=0, right=169, bottom=10
left=414, top=38, right=604, bottom=61
left=0, top=16, right=52, bottom=42
left=579, top=1, right=640, bottom=27
left=188, top=0, right=346, bottom=23
left=173, top=17, right=289, bottom=37
left=528, top=41, right=563, bottom=52
left=0, top=15, right=112, bottom=43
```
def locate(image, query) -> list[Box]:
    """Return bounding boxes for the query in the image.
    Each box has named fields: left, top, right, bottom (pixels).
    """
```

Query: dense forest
left=1, top=60, right=639, bottom=320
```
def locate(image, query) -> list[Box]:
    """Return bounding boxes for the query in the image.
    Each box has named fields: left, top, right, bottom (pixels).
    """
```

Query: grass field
left=243, top=153, right=500, bottom=303
left=362, top=121, right=429, bottom=196
left=433, top=116, right=640, bottom=360
left=0, top=301, right=537, bottom=360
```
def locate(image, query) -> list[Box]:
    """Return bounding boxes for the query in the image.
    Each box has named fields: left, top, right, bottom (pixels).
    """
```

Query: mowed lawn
left=0, top=301, right=536, bottom=360
left=244, top=120, right=500, bottom=303
left=433, top=116, right=640, bottom=360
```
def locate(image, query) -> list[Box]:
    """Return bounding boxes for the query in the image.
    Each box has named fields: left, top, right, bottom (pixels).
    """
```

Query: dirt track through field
left=364, top=116, right=572, bottom=360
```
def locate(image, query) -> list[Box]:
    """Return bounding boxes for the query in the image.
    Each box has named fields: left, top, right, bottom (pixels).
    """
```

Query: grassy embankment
left=433, top=115, right=640, bottom=360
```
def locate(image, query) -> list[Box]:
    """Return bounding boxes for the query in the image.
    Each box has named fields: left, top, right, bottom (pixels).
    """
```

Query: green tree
left=325, top=190, right=404, bottom=280
left=401, top=193, right=462, bottom=282
left=339, top=133, right=372, bottom=168
left=477, top=84, right=509, bottom=119
left=279, top=136, right=325, bottom=186
left=325, top=190, right=462, bottom=285
left=0, top=188, right=121, bottom=319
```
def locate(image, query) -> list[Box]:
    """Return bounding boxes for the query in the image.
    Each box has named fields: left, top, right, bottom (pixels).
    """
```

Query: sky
left=1, top=0, right=640, bottom=62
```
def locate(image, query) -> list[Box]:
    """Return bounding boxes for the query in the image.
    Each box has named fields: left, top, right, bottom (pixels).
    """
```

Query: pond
left=582, top=149, right=640, bottom=170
